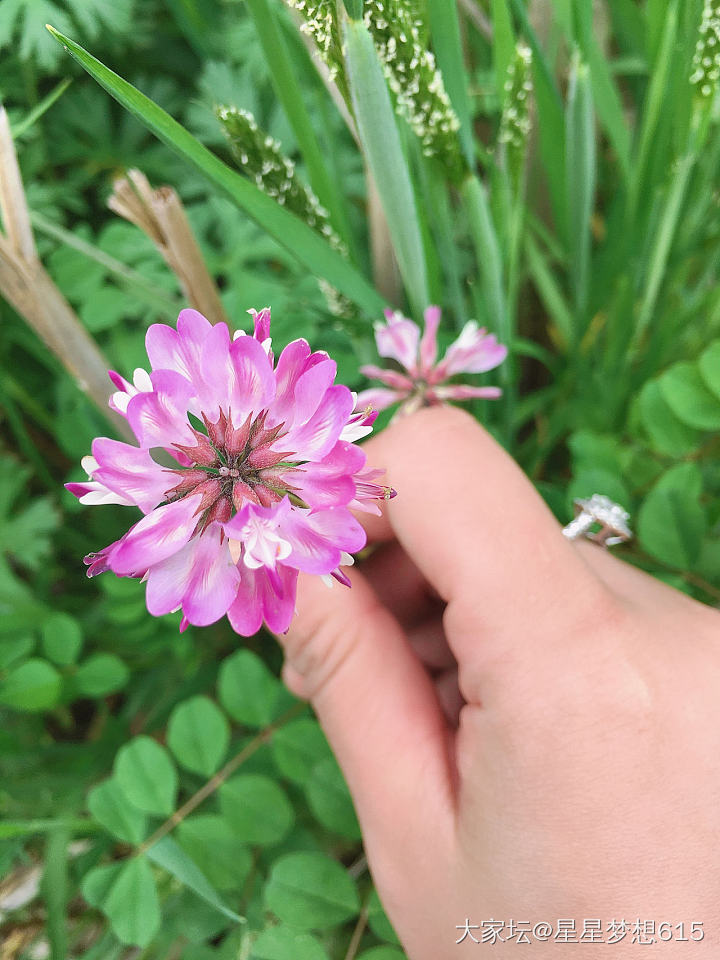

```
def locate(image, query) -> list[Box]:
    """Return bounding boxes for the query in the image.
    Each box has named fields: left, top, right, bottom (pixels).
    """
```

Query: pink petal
left=227, top=563, right=298, bottom=636
left=110, top=496, right=202, bottom=576
left=431, top=384, right=503, bottom=401
left=91, top=438, right=170, bottom=514
left=293, top=441, right=366, bottom=508
left=355, top=387, right=404, bottom=412
left=272, top=339, right=327, bottom=423
left=359, top=365, right=414, bottom=391
left=146, top=309, right=212, bottom=380
left=418, top=305, right=441, bottom=374
left=375, top=312, right=420, bottom=373
left=283, top=384, right=354, bottom=460
left=291, top=358, right=338, bottom=427
left=182, top=531, right=241, bottom=626
left=433, top=323, right=508, bottom=379
left=127, top=370, right=199, bottom=449
left=226, top=333, right=276, bottom=421
left=282, top=506, right=366, bottom=574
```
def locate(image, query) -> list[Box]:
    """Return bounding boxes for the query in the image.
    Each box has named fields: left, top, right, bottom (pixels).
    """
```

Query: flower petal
left=433, top=322, right=508, bottom=379
left=419, top=305, right=441, bottom=373
left=282, top=506, right=366, bottom=574
left=283, top=384, right=354, bottom=460
left=355, top=387, right=404, bottom=412
left=127, top=370, right=199, bottom=449
left=375, top=311, right=420, bottom=373
left=91, top=438, right=171, bottom=513
left=110, top=496, right=202, bottom=576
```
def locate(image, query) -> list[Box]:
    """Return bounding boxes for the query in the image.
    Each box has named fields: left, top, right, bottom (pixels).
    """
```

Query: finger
left=408, top=616, right=456, bottom=671
left=359, top=405, right=606, bottom=646
left=362, top=541, right=440, bottom=628
left=280, top=567, right=455, bottom=854
left=435, top=666, right=464, bottom=727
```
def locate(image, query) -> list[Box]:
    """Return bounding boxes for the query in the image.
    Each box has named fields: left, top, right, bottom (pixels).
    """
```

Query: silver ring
left=562, top=494, right=632, bottom=548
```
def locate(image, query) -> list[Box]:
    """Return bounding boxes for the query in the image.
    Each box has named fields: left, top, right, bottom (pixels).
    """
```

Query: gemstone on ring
left=562, top=494, right=632, bottom=547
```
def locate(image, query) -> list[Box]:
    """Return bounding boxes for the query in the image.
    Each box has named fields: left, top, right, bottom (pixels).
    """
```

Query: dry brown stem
left=0, top=104, right=132, bottom=440
left=109, top=169, right=229, bottom=326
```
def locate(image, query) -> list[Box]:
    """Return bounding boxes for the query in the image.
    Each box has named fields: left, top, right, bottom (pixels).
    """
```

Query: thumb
left=279, top=566, right=454, bottom=854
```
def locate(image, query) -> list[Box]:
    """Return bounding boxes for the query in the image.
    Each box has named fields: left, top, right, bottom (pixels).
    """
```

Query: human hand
left=280, top=405, right=720, bottom=958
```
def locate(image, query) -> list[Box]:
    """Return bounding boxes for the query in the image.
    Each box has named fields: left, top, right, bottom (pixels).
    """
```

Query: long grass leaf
left=45, top=26, right=384, bottom=316
left=42, top=827, right=69, bottom=960
left=342, top=15, right=429, bottom=316
left=490, top=0, right=515, bottom=102
left=426, top=0, right=474, bottom=167
left=565, top=54, right=595, bottom=327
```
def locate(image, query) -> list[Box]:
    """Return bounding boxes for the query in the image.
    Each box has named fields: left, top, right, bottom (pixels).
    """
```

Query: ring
left=562, top=494, right=632, bottom=548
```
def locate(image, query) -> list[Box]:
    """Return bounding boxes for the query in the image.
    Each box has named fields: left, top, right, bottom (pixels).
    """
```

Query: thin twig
left=109, top=170, right=230, bottom=327
left=343, top=898, right=370, bottom=960
left=136, top=702, right=306, bottom=856
left=0, top=105, right=36, bottom=262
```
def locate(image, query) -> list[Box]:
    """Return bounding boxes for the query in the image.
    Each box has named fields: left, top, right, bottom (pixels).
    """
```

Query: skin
left=280, top=405, right=720, bottom=958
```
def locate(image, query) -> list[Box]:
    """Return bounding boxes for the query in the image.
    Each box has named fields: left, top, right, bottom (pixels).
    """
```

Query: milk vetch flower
left=67, top=308, right=393, bottom=636
left=357, top=306, right=508, bottom=415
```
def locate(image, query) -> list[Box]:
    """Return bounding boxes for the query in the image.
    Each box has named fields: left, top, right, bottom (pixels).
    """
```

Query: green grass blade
left=574, top=3, right=631, bottom=178
left=45, top=25, right=384, bottom=316
left=524, top=232, right=573, bottom=348
left=490, top=0, right=515, bottom=102
left=245, top=0, right=352, bottom=248
left=565, top=54, right=596, bottom=326
left=342, top=15, right=429, bottom=316
left=426, top=0, right=474, bottom=167
left=11, top=78, right=72, bottom=138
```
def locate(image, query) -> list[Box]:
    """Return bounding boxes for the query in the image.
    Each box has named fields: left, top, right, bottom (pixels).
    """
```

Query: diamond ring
left=562, top=494, right=632, bottom=548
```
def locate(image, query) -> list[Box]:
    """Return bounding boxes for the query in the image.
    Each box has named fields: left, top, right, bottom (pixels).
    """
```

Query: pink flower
left=357, top=306, right=507, bottom=415
left=69, top=308, right=394, bottom=636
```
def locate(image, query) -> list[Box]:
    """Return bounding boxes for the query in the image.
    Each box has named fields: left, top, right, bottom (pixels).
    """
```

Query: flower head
left=357, top=306, right=508, bottom=415
left=68, top=308, right=393, bottom=636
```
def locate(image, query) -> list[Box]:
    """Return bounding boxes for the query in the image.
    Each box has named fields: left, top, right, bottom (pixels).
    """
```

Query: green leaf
left=114, top=736, right=178, bottom=817
left=637, top=464, right=706, bottom=569
left=271, top=719, right=333, bottom=785
left=357, top=949, right=406, bottom=960
left=74, top=653, right=129, bottom=697
left=305, top=756, right=361, bottom=839
left=103, top=858, right=161, bottom=947
left=659, top=361, right=720, bottom=430
left=342, top=15, right=429, bottom=317
left=427, top=0, right=474, bottom=167
left=177, top=814, right=252, bottom=891
left=0, top=635, right=34, bottom=669
left=167, top=695, right=230, bottom=777
left=264, top=852, right=360, bottom=930
left=638, top=381, right=701, bottom=456
left=45, top=26, right=384, bottom=316
left=565, top=53, right=595, bottom=321
left=146, top=835, right=244, bottom=924
left=41, top=612, right=83, bottom=666
left=490, top=0, right=515, bottom=103
left=88, top=777, right=148, bottom=844
left=217, top=649, right=282, bottom=728
left=252, top=925, right=331, bottom=960
left=0, top=658, right=62, bottom=712
left=698, top=339, right=720, bottom=401
left=219, top=773, right=294, bottom=846
left=367, top=889, right=401, bottom=945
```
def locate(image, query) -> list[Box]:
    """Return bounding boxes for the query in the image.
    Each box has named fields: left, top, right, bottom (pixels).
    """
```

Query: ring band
left=562, top=494, right=632, bottom=548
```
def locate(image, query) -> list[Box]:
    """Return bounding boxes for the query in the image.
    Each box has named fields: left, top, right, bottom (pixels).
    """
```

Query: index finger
left=358, top=405, right=605, bottom=641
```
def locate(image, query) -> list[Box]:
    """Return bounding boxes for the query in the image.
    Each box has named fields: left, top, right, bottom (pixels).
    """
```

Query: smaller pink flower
left=357, top=306, right=507, bottom=415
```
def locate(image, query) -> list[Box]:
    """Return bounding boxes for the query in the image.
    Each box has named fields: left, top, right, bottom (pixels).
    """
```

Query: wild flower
left=364, top=0, right=465, bottom=182
left=691, top=1, right=720, bottom=99
left=217, top=106, right=346, bottom=255
left=67, top=308, right=393, bottom=636
left=357, top=305, right=507, bottom=414
left=499, top=42, right=533, bottom=165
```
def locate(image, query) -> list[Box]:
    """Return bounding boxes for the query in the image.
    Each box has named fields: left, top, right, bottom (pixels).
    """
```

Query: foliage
left=2, top=0, right=720, bottom=957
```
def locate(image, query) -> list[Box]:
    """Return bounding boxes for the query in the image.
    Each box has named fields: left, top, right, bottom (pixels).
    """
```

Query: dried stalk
left=108, top=169, right=230, bottom=327
left=0, top=104, right=132, bottom=440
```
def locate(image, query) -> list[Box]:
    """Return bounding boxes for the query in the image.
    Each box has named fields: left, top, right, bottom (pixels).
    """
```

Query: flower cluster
left=284, top=0, right=348, bottom=98
left=498, top=42, right=533, bottom=165
left=364, top=0, right=465, bottom=183
left=68, top=309, right=391, bottom=636
left=357, top=306, right=507, bottom=414
left=217, top=106, right=345, bottom=254
left=691, top=1, right=720, bottom=99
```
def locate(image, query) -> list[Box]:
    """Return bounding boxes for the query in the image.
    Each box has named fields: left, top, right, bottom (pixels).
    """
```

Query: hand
left=280, top=405, right=720, bottom=958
